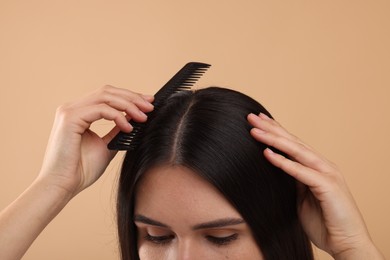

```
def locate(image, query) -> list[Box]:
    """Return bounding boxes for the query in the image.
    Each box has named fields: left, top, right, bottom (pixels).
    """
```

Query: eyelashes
left=144, top=233, right=239, bottom=247
left=206, top=233, right=239, bottom=246
left=144, top=234, right=174, bottom=245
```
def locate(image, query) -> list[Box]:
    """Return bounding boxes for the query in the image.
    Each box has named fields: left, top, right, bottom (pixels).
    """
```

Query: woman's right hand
left=38, top=85, right=154, bottom=198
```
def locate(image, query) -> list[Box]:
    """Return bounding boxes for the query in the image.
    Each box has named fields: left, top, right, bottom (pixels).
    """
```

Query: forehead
left=134, top=165, right=241, bottom=224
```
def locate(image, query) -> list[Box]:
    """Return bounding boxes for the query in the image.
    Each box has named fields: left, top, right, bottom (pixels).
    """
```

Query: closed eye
left=206, top=233, right=238, bottom=246
left=144, top=234, right=175, bottom=245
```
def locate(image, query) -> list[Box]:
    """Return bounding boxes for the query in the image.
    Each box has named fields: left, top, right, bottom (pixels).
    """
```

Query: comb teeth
left=113, top=123, right=143, bottom=149
left=107, top=62, right=211, bottom=150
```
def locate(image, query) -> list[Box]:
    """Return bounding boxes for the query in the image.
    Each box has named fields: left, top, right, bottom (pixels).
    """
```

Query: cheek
left=209, top=236, right=264, bottom=260
left=238, top=237, right=264, bottom=260
left=138, top=242, right=173, bottom=260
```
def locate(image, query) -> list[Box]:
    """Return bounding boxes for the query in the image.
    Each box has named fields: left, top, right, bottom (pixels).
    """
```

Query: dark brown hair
left=117, top=87, right=313, bottom=259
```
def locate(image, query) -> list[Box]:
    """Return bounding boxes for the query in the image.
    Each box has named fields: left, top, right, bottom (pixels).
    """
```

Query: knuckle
left=311, top=157, right=324, bottom=168
left=291, top=133, right=301, bottom=142
left=328, top=160, right=339, bottom=170
left=55, top=104, right=74, bottom=121
left=325, top=168, right=345, bottom=185
left=97, top=103, right=109, bottom=111
left=128, top=92, right=141, bottom=102
left=97, top=85, right=115, bottom=96
left=95, top=89, right=114, bottom=105
left=279, top=158, right=290, bottom=170
left=295, top=142, right=307, bottom=152
left=271, top=135, right=285, bottom=148
left=56, top=103, right=70, bottom=116
left=280, top=158, right=295, bottom=174
left=126, top=106, right=137, bottom=115
left=114, top=112, right=125, bottom=122
left=292, top=142, right=310, bottom=159
left=101, top=84, right=113, bottom=91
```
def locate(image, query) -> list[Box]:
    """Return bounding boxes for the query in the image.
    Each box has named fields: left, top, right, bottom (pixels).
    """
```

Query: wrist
left=333, top=241, right=384, bottom=260
left=0, top=175, right=75, bottom=259
left=34, top=174, right=77, bottom=203
left=37, top=163, right=86, bottom=199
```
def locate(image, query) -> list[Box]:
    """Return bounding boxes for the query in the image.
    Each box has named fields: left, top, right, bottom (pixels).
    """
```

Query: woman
left=0, top=85, right=384, bottom=259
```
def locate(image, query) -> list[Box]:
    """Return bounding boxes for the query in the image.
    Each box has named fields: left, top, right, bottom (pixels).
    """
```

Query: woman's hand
left=247, top=112, right=384, bottom=260
left=39, top=85, right=154, bottom=197
left=0, top=86, right=155, bottom=260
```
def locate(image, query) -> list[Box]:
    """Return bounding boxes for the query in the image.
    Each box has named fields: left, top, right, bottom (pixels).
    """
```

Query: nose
left=174, top=239, right=204, bottom=260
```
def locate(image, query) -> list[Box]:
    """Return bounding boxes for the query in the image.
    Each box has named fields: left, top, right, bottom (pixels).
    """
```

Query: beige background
left=0, top=1, right=389, bottom=259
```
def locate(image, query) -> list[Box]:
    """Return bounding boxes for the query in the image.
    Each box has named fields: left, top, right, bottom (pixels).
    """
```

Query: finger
left=142, top=94, right=155, bottom=103
left=100, top=86, right=155, bottom=111
left=99, top=94, right=150, bottom=122
left=69, top=86, right=154, bottom=114
left=96, top=85, right=144, bottom=101
left=251, top=129, right=334, bottom=172
left=258, top=112, right=280, bottom=125
left=102, top=125, right=121, bottom=144
left=248, top=113, right=300, bottom=143
left=97, top=88, right=155, bottom=113
left=296, top=181, right=310, bottom=206
left=77, top=103, right=134, bottom=133
left=264, top=148, right=324, bottom=188
left=249, top=113, right=335, bottom=168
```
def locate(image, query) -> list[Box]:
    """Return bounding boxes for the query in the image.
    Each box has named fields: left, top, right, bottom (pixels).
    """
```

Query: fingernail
left=259, top=113, right=269, bottom=119
left=144, top=102, right=154, bottom=110
left=143, top=94, right=154, bottom=100
left=265, top=147, right=274, bottom=154
left=253, top=128, right=266, bottom=134
left=138, top=110, right=147, bottom=118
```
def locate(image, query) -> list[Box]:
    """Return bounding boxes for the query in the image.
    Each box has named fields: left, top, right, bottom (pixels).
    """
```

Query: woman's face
left=134, top=165, right=263, bottom=260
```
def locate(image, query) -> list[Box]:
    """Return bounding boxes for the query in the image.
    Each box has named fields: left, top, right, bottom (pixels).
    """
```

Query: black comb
left=107, top=62, right=211, bottom=150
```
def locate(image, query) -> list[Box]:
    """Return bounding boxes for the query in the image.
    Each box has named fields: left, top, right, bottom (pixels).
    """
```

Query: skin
left=134, top=165, right=263, bottom=259
left=247, top=113, right=384, bottom=259
left=0, top=86, right=154, bottom=260
left=0, top=85, right=384, bottom=260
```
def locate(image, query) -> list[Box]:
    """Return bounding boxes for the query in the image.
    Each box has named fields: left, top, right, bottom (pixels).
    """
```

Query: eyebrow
left=133, top=214, right=245, bottom=230
left=192, top=218, right=245, bottom=230
left=134, top=214, right=170, bottom=228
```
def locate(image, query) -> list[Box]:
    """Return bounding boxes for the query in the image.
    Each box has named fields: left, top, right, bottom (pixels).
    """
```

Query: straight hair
left=117, top=87, right=314, bottom=259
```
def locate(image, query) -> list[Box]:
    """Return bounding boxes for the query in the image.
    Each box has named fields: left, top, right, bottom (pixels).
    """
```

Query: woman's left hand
left=247, top=112, right=384, bottom=260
